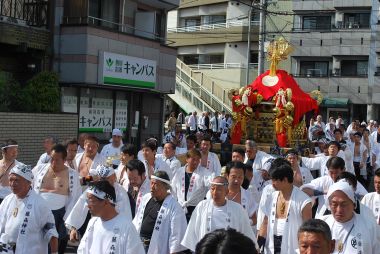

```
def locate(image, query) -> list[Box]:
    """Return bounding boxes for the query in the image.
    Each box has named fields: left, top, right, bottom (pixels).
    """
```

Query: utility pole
left=245, top=2, right=253, bottom=85
left=258, top=0, right=266, bottom=75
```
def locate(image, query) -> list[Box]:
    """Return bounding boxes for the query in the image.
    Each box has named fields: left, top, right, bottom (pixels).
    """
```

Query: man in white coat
left=32, top=144, right=81, bottom=254
left=133, top=171, right=187, bottom=254
left=156, top=142, right=182, bottom=177
left=321, top=181, right=380, bottom=253
left=66, top=165, right=132, bottom=242
left=141, top=139, right=172, bottom=180
left=199, top=136, right=221, bottom=176
left=77, top=180, right=144, bottom=254
left=181, top=176, right=258, bottom=252
left=171, top=149, right=212, bottom=221
left=0, top=164, right=58, bottom=254
left=125, top=159, right=150, bottom=212
left=258, top=158, right=312, bottom=254
left=0, top=139, right=23, bottom=204
left=285, top=150, right=313, bottom=187
left=361, top=168, right=380, bottom=223
left=100, top=128, right=124, bottom=166
left=74, top=135, right=106, bottom=181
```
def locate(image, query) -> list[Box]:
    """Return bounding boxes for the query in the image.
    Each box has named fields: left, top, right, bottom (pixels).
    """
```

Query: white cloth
left=171, top=165, right=212, bottom=210
left=115, top=164, right=129, bottom=191
left=301, top=151, right=346, bottom=176
left=133, top=194, right=187, bottom=254
left=144, top=156, right=173, bottom=181
left=100, top=143, right=123, bottom=165
left=162, top=132, right=187, bottom=148
left=156, top=154, right=182, bottom=177
left=78, top=213, right=144, bottom=254
left=321, top=213, right=380, bottom=254
left=0, top=190, right=58, bottom=254
left=210, top=116, right=222, bottom=133
left=263, top=187, right=311, bottom=254
left=74, top=152, right=106, bottom=173
left=181, top=199, right=258, bottom=252
left=65, top=183, right=132, bottom=230
left=361, top=192, right=380, bottom=222
left=36, top=153, right=51, bottom=166
left=203, top=152, right=222, bottom=176
left=0, top=160, right=23, bottom=199
left=188, top=115, right=197, bottom=131
left=343, top=146, right=355, bottom=174
left=350, top=143, right=367, bottom=163
left=299, top=166, right=314, bottom=185
left=256, top=183, right=275, bottom=231
left=32, top=163, right=82, bottom=220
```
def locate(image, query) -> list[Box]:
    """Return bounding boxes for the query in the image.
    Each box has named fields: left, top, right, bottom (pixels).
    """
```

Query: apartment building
left=168, top=0, right=260, bottom=89
left=289, top=0, right=380, bottom=121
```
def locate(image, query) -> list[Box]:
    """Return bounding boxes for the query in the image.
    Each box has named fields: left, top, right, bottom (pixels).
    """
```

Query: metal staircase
left=169, top=59, right=232, bottom=114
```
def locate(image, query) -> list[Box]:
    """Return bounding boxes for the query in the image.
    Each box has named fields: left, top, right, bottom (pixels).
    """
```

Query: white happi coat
left=244, top=151, right=272, bottom=171
left=78, top=213, right=144, bottom=254
left=32, top=163, right=82, bottom=220
left=65, top=183, right=132, bottom=230
left=144, top=156, right=173, bottom=180
left=301, top=151, right=346, bottom=176
left=256, top=183, right=275, bottom=231
left=133, top=194, right=187, bottom=254
left=74, top=152, right=106, bottom=172
left=133, top=178, right=151, bottom=212
left=0, top=160, right=23, bottom=199
left=298, top=166, right=314, bottom=184
left=100, top=143, right=123, bottom=165
left=36, top=152, right=51, bottom=166
left=156, top=154, right=182, bottom=177
left=163, top=132, right=187, bottom=148
left=202, top=152, right=222, bottom=176
left=0, top=190, right=58, bottom=254
left=115, top=164, right=128, bottom=191
left=361, top=192, right=380, bottom=222
left=171, top=165, right=212, bottom=210
left=321, top=213, right=380, bottom=254
left=263, top=187, right=311, bottom=254
left=181, top=199, right=257, bottom=251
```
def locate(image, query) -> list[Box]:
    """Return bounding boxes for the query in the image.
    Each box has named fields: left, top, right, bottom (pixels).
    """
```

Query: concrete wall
left=0, top=112, right=78, bottom=165
left=200, top=67, right=258, bottom=88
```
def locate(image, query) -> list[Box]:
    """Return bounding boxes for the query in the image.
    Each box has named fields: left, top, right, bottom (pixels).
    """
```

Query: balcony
left=333, top=0, right=372, bottom=9
left=167, top=20, right=259, bottom=46
left=293, top=0, right=333, bottom=12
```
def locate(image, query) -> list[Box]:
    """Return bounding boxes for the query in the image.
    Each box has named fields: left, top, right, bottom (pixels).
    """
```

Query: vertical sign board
left=98, top=51, right=157, bottom=89
left=115, top=99, right=128, bottom=131
left=79, top=97, right=114, bottom=132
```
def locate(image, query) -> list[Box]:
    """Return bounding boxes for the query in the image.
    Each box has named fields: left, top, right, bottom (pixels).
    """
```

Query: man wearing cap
left=77, top=180, right=144, bottom=254
left=171, top=149, right=212, bottom=221
left=37, top=136, right=58, bottom=166
left=258, top=158, right=312, bottom=254
left=65, top=165, right=132, bottom=242
left=0, top=139, right=23, bottom=204
left=133, top=171, right=187, bottom=253
left=141, top=139, right=172, bottom=180
left=321, top=181, right=380, bottom=253
left=74, top=135, right=106, bottom=180
left=302, top=141, right=346, bottom=177
left=285, top=150, right=313, bottom=187
left=32, top=144, right=82, bottom=254
left=0, top=164, right=59, bottom=254
left=181, top=176, right=258, bottom=252
left=100, top=128, right=124, bottom=166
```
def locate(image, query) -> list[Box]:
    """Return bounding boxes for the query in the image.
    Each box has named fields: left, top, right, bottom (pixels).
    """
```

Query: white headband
left=90, top=165, right=115, bottom=178
left=151, top=175, right=171, bottom=185
left=210, top=180, right=228, bottom=186
left=1, top=144, right=18, bottom=150
left=9, top=164, right=32, bottom=182
left=87, top=186, right=115, bottom=204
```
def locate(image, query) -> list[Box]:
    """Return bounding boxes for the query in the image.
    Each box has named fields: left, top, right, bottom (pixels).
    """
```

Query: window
left=341, top=60, right=368, bottom=76
left=202, top=15, right=226, bottom=25
left=302, top=16, right=331, bottom=30
left=343, top=13, right=370, bottom=29
left=300, top=61, right=329, bottom=77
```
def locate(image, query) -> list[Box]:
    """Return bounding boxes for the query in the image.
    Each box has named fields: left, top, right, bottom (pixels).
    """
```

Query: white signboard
left=99, top=51, right=156, bottom=89
left=115, top=99, right=128, bottom=131
left=79, top=97, right=114, bottom=132
left=62, top=95, right=77, bottom=113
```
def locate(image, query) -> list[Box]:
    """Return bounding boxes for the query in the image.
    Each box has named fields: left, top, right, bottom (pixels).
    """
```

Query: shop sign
left=99, top=51, right=156, bottom=89
left=79, top=98, right=114, bottom=132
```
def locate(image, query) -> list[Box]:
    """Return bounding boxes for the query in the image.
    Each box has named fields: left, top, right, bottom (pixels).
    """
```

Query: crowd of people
left=0, top=112, right=380, bottom=254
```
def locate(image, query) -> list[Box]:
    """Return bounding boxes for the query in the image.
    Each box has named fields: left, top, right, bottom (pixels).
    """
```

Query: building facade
left=289, top=0, right=380, bottom=121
